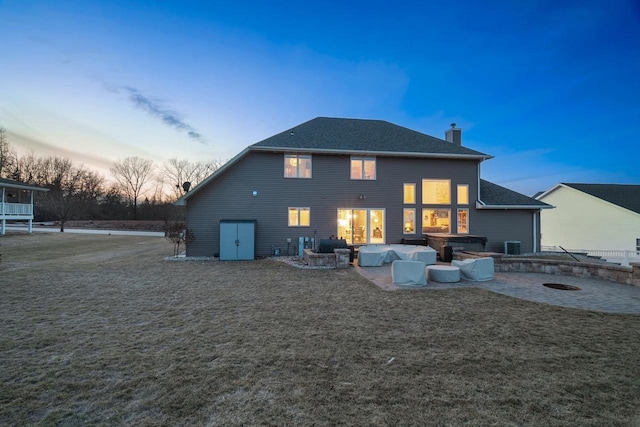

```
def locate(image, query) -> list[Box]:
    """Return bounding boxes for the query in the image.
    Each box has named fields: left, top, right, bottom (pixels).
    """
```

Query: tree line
left=0, top=127, right=222, bottom=230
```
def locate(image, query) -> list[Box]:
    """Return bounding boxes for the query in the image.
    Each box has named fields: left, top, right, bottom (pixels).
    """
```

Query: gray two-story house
left=177, top=117, right=549, bottom=259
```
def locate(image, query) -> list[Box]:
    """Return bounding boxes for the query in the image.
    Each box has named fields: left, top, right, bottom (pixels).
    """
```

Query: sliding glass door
left=337, top=209, right=385, bottom=245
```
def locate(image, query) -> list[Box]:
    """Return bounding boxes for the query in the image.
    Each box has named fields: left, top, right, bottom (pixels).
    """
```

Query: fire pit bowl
left=543, top=283, right=581, bottom=291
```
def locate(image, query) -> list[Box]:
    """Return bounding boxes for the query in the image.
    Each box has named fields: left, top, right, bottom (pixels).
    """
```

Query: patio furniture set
left=357, top=244, right=494, bottom=286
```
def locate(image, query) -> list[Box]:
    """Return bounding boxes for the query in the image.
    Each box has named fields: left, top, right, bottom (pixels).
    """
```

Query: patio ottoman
left=391, top=260, right=427, bottom=286
left=426, top=265, right=460, bottom=283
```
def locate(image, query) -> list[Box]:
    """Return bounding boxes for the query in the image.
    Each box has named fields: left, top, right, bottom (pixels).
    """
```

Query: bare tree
left=160, top=158, right=221, bottom=200
left=40, top=165, right=104, bottom=231
left=0, top=127, right=17, bottom=179
left=14, top=154, right=105, bottom=230
left=11, top=151, right=41, bottom=183
left=110, top=156, right=155, bottom=220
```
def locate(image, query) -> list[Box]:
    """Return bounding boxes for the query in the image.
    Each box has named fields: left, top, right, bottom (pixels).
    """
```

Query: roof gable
left=479, top=179, right=550, bottom=208
left=251, top=117, right=491, bottom=159
left=563, top=183, right=640, bottom=215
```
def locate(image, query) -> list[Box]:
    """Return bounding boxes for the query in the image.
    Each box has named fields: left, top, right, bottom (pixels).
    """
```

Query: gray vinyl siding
left=474, top=210, right=536, bottom=253
left=185, top=151, right=481, bottom=257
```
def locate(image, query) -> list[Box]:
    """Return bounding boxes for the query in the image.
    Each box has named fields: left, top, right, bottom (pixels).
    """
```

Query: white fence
left=541, top=246, right=640, bottom=266
left=1, top=202, right=33, bottom=216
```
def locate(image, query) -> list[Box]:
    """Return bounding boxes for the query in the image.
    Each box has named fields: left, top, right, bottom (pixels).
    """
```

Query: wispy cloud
left=108, top=84, right=206, bottom=144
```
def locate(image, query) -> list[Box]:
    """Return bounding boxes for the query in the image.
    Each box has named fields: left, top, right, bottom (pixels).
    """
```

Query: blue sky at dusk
left=1, top=0, right=638, bottom=196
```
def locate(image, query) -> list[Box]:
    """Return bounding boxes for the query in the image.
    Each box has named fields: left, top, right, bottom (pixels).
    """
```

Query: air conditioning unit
left=504, top=241, right=521, bottom=255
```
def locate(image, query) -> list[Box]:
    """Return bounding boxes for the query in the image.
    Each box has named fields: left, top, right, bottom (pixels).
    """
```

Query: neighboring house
left=536, top=183, right=640, bottom=255
left=0, top=178, right=49, bottom=235
left=177, top=117, right=550, bottom=258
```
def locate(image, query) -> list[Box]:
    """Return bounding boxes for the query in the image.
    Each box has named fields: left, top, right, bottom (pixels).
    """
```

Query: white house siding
left=539, top=186, right=640, bottom=251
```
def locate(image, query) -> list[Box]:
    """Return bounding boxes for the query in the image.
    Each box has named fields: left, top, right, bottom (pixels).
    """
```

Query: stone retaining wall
left=454, top=252, right=640, bottom=286
left=303, top=248, right=351, bottom=269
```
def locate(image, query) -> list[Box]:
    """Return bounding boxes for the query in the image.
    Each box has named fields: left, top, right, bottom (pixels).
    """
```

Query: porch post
left=29, top=190, right=34, bottom=234
left=1, top=187, right=4, bottom=235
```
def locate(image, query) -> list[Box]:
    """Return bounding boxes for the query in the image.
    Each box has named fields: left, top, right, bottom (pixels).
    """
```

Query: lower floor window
left=422, top=208, right=450, bottom=234
left=636, top=239, right=640, bottom=253
left=457, top=209, right=469, bottom=234
left=403, top=208, right=415, bottom=234
left=288, top=207, right=310, bottom=226
left=337, top=208, right=385, bottom=245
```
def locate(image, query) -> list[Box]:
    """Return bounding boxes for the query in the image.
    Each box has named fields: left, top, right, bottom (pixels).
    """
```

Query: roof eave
left=475, top=201, right=553, bottom=210
left=534, top=183, right=565, bottom=200
left=0, top=183, right=49, bottom=192
left=249, top=145, right=493, bottom=161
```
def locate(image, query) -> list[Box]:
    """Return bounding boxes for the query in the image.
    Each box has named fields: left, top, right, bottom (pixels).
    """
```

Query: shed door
left=220, top=221, right=255, bottom=260
left=236, top=222, right=255, bottom=260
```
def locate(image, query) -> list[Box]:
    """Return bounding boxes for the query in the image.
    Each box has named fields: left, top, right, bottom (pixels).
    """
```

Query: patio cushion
left=452, top=257, right=494, bottom=281
left=391, top=260, right=427, bottom=286
left=357, top=245, right=436, bottom=267
left=357, top=246, right=390, bottom=266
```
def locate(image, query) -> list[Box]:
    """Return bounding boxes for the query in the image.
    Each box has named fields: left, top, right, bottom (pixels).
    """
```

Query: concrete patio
left=354, top=263, right=640, bottom=314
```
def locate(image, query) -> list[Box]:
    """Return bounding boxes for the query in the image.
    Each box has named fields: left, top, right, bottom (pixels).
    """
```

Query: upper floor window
left=284, top=154, right=311, bottom=178
left=457, top=184, right=469, bottom=205
left=351, top=157, right=376, bottom=180
left=422, top=179, right=450, bottom=204
left=403, top=183, right=416, bottom=204
left=288, top=207, right=310, bottom=226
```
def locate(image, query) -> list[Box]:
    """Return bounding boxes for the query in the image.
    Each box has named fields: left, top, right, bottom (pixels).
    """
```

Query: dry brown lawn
left=1, top=233, right=639, bottom=426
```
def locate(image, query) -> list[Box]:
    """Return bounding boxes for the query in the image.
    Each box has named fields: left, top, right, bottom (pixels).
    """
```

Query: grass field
left=1, top=233, right=639, bottom=426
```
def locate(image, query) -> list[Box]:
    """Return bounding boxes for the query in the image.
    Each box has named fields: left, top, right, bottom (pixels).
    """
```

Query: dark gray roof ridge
left=251, top=117, right=492, bottom=159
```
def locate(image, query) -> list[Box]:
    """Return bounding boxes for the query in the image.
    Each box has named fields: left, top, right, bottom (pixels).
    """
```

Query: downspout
left=477, top=163, right=482, bottom=204
left=0, top=187, right=7, bottom=236
left=532, top=211, right=537, bottom=253
left=1, top=187, right=5, bottom=235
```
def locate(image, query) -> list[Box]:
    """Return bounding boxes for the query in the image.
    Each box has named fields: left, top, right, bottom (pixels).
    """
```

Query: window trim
left=457, top=208, right=469, bottom=234
left=457, top=184, right=469, bottom=205
left=403, top=208, right=416, bottom=234
left=403, top=183, right=416, bottom=204
left=422, top=179, right=451, bottom=204
left=284, top=154, right=312, bottom=179
left=288, top=207, right=310, bottom=227
left=350, top=156, right=376, bottom=180
left=422, top=208, right=451, bottom=234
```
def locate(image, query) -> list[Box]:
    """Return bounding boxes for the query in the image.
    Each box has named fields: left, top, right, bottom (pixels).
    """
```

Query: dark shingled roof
left=480, top=179, right=550, bottom=207
left=251, top=117, right=491, bottom=158
left=563, top=183, right=640, bottom=215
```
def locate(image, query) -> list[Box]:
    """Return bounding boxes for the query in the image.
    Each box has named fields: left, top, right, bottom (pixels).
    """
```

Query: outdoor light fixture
left=252, top=190, right=258, bottom=197
left=358, top=193, right=366, bottom=200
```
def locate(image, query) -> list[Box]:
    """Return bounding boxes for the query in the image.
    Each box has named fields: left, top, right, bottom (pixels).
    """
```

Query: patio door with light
left=337, top=209, right=385, bottom=245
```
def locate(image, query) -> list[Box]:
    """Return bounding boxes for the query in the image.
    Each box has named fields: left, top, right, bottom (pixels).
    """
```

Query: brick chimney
left=445, top=123, right=461, bottom=146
